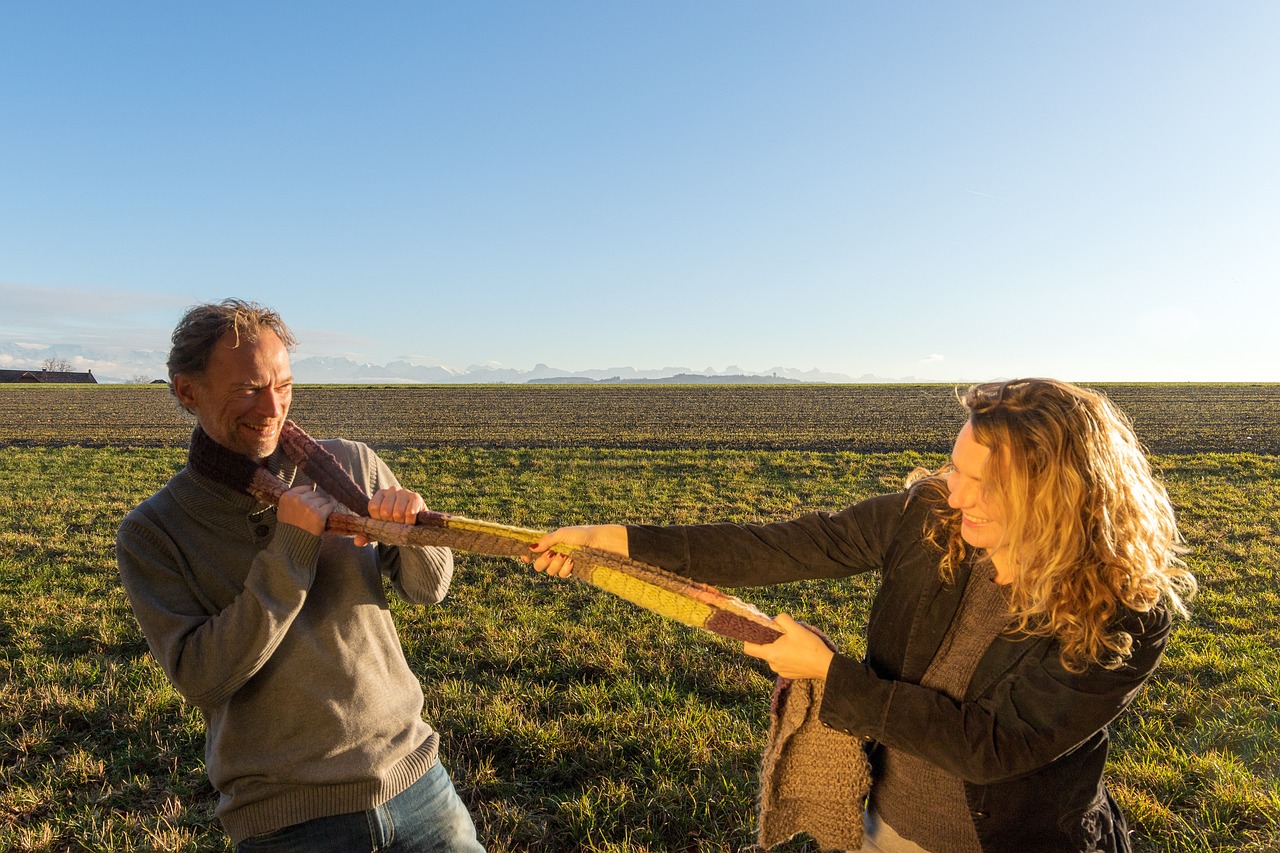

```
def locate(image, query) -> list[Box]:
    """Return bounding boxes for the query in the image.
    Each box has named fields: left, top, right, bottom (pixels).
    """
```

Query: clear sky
left=2, top=1, right=1276, bottom=382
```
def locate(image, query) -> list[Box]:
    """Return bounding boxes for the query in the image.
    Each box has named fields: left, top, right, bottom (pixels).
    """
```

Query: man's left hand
left=353, top=487, right=427, bottom=546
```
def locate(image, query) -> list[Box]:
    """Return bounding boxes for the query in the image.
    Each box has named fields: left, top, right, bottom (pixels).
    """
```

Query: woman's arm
left=820, top=606, right=1172, bottom=785
left=530, top=491, right=911, bottom=587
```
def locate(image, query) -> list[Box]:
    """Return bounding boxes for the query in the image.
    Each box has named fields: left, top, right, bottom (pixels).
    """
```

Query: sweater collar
left=184, top=425, right=298, bottom=506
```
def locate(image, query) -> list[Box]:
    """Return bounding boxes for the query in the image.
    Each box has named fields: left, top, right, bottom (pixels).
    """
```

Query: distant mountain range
left=0, top=341, right=916, bottom=384
left=290, top=356, right=907, bottom=385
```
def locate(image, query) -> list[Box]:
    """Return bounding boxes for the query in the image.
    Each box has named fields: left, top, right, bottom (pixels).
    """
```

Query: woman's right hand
left=525, top=524, right=628, bottom=578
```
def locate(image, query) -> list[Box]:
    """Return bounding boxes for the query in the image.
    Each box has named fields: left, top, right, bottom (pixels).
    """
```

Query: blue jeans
left=236, top=761, right=485, bottom=853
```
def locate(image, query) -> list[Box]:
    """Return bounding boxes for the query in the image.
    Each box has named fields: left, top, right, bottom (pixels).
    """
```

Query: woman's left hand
left=743, top=613, right=835, bottom=681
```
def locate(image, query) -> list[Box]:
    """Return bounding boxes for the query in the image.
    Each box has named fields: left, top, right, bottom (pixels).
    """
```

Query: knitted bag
left=758, top=677, right=871, bottom=851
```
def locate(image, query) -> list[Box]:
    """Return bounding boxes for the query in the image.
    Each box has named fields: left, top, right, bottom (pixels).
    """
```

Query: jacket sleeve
left=627, top=491, right=912, bottom=588
left=116, top=511, right=321, bottom=710
left=357, top=442, right=454, bottom=605
left=819, top=605, right=1171, bottom=785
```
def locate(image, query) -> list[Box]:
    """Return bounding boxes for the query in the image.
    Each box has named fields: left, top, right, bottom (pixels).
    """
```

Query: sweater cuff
left=270, top=522, right=323, bottom=571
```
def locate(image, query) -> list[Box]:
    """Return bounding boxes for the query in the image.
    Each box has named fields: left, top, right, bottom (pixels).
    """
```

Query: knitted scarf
left=191, top=421, right=871, bottom=847
left=190, top=420, right=782, bottom=645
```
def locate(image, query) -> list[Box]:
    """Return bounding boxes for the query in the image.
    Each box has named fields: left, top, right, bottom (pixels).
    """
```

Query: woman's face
left=946, top=421, right=1011, bottom=569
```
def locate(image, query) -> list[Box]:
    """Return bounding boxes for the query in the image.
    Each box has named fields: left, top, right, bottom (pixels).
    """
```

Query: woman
left=528, top=378, right=1194, bottom=853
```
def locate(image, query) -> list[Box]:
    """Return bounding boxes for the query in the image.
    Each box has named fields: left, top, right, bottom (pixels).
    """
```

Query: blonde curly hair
left=915, top=378, right=1195, bottom=672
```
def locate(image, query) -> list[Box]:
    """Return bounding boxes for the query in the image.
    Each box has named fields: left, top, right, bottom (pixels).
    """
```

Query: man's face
left=174, top=329, right=293, bottom=461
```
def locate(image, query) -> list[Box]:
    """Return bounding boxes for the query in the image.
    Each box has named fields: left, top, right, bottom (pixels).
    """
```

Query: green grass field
left=1, top=385, right=1277, bottom=851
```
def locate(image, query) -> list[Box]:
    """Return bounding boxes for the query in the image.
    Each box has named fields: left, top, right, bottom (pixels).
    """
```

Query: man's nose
left=258, top=390, right=288, bottom=417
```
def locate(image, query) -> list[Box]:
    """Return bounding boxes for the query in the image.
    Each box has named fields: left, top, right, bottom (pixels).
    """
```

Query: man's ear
left=173, top=373, right=200, bottom=414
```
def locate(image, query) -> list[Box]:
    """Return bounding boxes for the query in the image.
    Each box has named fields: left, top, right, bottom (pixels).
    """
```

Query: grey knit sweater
left=117, top=436, right=454, bottom=843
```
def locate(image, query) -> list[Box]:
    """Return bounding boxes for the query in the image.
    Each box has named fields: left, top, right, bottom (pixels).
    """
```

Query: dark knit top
left=872, top=562, right=1011, bottom=853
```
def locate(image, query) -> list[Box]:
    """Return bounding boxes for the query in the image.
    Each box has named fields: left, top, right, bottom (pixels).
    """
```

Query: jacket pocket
left=1059, top=786, right=1131, bottom=853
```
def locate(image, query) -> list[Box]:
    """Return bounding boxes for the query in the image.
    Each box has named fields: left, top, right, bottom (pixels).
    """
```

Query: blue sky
left=2, top=1, right=1276, bottom=381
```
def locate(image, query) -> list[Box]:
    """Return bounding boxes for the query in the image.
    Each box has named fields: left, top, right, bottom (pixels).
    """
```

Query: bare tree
left=42, top=357, right=74, bottom=372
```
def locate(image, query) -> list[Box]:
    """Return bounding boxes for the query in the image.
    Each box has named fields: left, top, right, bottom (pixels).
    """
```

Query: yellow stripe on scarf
left=448, top=516, right=542, bottom=543
left=591, top=567, right=715, bottom=629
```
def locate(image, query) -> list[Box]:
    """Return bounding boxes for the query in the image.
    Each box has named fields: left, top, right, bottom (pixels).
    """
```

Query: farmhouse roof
left=0, top=368, right=98, bottom=384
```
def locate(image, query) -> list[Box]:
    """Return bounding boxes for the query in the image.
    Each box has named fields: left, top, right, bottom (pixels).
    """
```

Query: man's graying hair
left=166, top=298, right=297, bottom=391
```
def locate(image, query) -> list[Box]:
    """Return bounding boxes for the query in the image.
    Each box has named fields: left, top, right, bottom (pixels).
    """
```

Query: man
left=117, top=299, right=484, bottom=852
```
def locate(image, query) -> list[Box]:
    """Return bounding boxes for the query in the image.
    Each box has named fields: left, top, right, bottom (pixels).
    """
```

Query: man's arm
left=116, top=487, right=332, bottom=709
left=355, top=443, right=454, bottom=604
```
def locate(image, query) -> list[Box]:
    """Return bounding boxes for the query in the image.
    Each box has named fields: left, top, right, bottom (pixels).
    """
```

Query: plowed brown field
left=2, top=382, right=1276, bottom=453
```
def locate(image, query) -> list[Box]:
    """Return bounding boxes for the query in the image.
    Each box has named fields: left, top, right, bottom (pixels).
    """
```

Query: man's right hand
left=277, top=483, right=337, bottom=536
